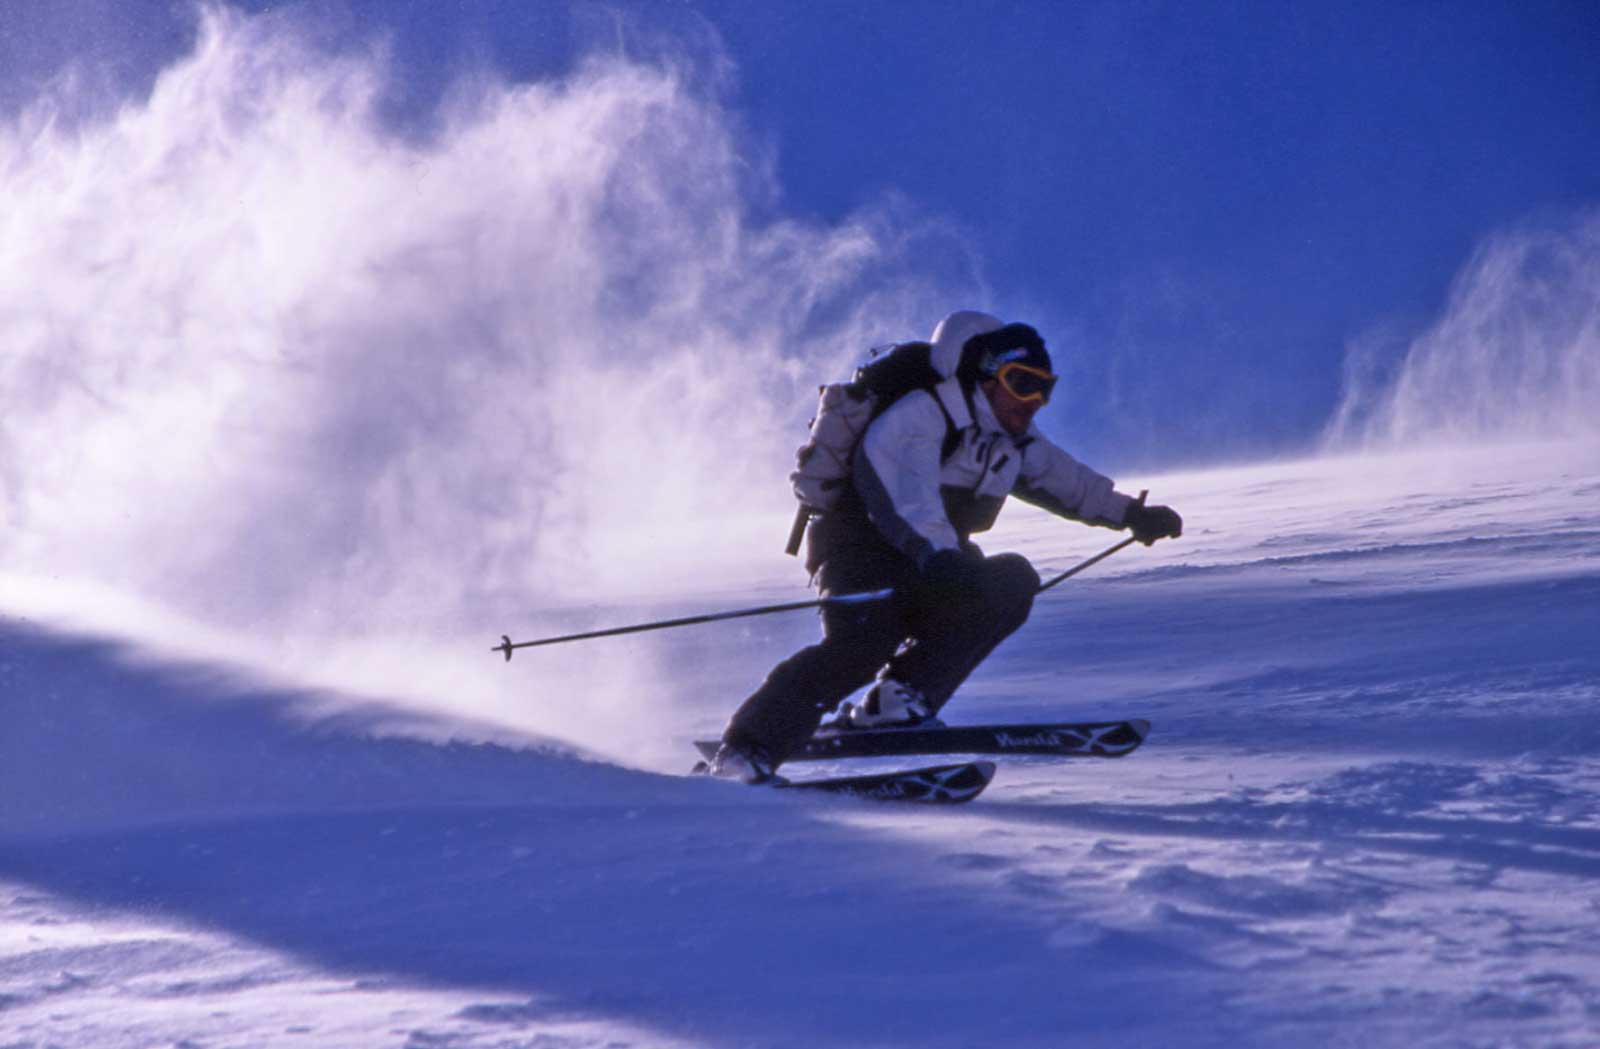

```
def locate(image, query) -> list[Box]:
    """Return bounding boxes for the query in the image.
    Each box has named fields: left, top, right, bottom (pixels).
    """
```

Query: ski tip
left=1128, top=718, right=1152, bottom=741
left=922, top=759, right=997, bottom=799
left=953, top=760, right=997, bottom=800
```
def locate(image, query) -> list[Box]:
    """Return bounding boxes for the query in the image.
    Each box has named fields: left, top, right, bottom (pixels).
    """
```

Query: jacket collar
left=943, top=377, right=1036, bottom=447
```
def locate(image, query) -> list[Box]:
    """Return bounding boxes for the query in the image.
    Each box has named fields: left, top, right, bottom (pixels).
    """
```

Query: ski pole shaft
left=1035, top=490, right=1147, bottom=593
left=494, top=587, right=896, bottom=660
left=499, top=490, right=1153, bottom=657
left=1035, top=537, right=1138, bottom=592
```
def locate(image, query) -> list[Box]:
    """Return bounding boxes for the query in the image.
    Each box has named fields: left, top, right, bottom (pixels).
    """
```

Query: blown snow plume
left=1327, top=213, right=1600, bottom=450
left=0, top=6, right=965, bottom=762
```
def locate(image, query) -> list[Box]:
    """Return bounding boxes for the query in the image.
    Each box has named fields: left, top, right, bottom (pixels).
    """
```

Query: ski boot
left=695, top=740, right=781, bottom=785
left=838, top=675, right=939, bottom=730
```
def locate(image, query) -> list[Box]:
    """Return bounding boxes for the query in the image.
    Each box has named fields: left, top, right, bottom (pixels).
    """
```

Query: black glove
left=1124, top=502, right=1183, bottom=545
left=918, top=547, right=987, bottom=607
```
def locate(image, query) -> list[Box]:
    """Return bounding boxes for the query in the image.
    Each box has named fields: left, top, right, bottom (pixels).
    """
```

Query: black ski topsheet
left=779, top=761, right=996, bottom=804
left=694, top=718, right=1149, bottom=763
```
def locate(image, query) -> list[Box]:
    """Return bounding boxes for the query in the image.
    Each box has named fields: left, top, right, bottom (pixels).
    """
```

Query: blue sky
left=5, top=0, right=1598, bottom=466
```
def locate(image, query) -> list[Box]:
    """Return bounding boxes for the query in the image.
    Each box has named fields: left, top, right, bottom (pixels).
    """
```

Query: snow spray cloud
left=1326, top=213, right=1600, bottom=450
left=0, top=6, right=970, bottom=761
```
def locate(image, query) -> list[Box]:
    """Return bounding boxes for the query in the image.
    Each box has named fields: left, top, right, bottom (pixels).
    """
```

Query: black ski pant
left=723, top=544, right=1039, bottom=767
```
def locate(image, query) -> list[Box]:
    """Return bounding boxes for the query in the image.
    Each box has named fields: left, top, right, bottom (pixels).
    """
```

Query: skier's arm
left=1012, top=437, right=1136, bottom=528
left=853, top=391, right=962, bottom=568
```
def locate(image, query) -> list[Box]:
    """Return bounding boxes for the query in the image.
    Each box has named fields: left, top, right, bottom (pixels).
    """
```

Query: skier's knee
left=982, top=553, right=1038, bottom=624
left=986, top=552, right=1040, bottom=590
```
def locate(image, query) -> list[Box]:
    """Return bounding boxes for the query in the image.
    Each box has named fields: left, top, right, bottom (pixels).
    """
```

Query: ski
left=778, top=761, right=996, bottom=804
left=694, top=718, right=1149, bottom=763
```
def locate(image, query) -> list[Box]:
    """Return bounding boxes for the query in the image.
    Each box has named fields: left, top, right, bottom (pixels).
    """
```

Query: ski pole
left=1035, top=490, right=1147, bottom=593
left=1035, top=537, right=1138, bottom=592
left=494, top=587, right=896, bottom=660
left=498, top=491, right=1153, bottom=657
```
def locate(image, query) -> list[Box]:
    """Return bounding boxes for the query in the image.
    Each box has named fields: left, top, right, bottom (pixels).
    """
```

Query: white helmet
left=929, top=310, right=1004, bottom=378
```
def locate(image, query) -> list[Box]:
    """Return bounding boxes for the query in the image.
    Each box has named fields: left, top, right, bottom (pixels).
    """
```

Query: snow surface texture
left=4, top=439, right=1600, bottom=1049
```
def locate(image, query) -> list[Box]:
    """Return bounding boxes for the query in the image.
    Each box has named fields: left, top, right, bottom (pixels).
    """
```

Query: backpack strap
left=929, top=378, right=969, bottom=462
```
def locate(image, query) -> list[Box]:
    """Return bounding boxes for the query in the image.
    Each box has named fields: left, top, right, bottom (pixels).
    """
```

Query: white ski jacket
left=853, top=377, right=1135, bottom=569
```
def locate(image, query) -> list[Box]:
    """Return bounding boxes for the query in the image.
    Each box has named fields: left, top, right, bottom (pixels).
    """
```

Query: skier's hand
left=919, top=547, right=987, bottom=607
left=1124, top=502, right=1183, bottom=545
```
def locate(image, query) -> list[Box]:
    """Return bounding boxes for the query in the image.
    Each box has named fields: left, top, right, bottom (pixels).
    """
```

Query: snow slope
left=4, top=437, right=1600, bottom=1048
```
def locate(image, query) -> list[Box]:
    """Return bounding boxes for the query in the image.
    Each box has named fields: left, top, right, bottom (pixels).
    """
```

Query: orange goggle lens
left=996, top=362, right=1058, bottom=404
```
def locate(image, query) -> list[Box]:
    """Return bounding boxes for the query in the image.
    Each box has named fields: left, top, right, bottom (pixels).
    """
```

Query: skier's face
left=985, top=378, right=1045, bottom=436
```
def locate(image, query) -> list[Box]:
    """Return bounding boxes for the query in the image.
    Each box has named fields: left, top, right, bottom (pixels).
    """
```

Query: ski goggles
left=995, top=361, right=1058, bottom=404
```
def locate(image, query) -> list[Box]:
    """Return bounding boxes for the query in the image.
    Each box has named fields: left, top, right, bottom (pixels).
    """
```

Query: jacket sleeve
left=853, top=390, right=962, bottom=569
left=1012, top=436, right=1135, bottom=528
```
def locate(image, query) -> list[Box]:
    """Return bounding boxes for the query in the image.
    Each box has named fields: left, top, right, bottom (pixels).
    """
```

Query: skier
left=706, top=311, right=1183, bottom=782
